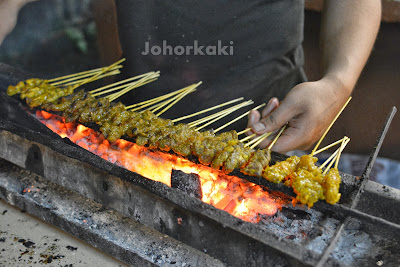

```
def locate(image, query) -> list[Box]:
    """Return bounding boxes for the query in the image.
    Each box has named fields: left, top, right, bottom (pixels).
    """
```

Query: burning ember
left=36, top=110, right=292, bottom=222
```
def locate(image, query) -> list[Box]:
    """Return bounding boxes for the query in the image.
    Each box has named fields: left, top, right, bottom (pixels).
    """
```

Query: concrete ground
left=0, top=199, right=128, bottom=267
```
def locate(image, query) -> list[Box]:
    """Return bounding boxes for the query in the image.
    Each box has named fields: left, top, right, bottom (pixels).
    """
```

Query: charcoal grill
left=0, top=65, right=399, bottom=266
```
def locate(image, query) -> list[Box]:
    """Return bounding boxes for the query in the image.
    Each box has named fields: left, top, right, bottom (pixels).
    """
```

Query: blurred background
left=0, top=0, right=399, bottom=188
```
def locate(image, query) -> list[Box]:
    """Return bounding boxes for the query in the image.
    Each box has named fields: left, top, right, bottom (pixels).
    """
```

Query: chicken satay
left=262, top=155, right=300, bottom=183
left=324, top=168, right=341, bottom=204
left=223, top=143, right=253, bottom=173
left=290, top=168, right=325, bottom=207
left=241, top=149, right=271, bottom=177
left=211, top=144, right=235, bottom=169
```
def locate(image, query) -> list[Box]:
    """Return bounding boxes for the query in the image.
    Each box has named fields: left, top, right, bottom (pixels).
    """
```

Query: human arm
left=0, top=0, right=38, bottom=45
left=247, top=0, right=381, bottom=152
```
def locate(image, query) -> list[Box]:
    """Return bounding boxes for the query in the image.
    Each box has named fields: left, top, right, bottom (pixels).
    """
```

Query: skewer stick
left=192, top=101, right=254, bottom=130
left=213, top=103, right=266, bottom=133
left=267, top=125, right=286, bottom=150
left=319, top=137, right=350, bottom=172
left=239, top=133, right=256, bottom=142
left=107, top=74, right=159, bottom=101
left=126, top=86, right=191, bottom=110
left=64, top=70, right=121, bottom=86
left=172, top=97, right=245, bottom=123
left=311, top=97, right=352, bottom=156
left=47, top=64, right=122, bottom=83
left=250, top=132, right=273, bottom=149
left=322, top=152, right=340, bottom=175
left=50, top=66, right=122, bottom=86
left=89, top=72, right=153, bottom=95
left=322, top=137, right=349, bottom=176
left=92, top=80, right=141, bottom=97
left=156, top=83, right=200, bottom=116
left=237, top=128, right=251, bottom=136
left=189, top=100, right=253, bottom=127
left=319, top=148, right=340, bottom=170
left=335, top=137, right=350, bottom=169
left=71, top=58, right=126, bottom=90
left=149, top=85, right=195, bottom=113
left=245, top=132, right=271, bottom=148
left=313, top=137, right=347, bottom=156
left=107, top=78, right=158, bottom=102
left=107, top=72, right=160, bottom=102
left=194, top=101, right=253, bottom=131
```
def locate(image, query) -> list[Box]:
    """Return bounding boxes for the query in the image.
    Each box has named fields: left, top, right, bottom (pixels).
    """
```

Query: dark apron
left=115, top=0, right=306, bottom=130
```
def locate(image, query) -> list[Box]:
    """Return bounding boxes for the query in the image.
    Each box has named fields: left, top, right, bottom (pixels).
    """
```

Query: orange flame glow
left=36, top=110, right=292, bottom=223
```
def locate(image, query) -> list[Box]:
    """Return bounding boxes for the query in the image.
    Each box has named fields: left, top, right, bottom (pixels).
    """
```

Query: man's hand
left=247, top=0, right=381, bottom=153
left=247, top=76, right=350, bottom=153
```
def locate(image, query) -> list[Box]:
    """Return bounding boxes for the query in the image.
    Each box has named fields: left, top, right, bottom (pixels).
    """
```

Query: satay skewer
left=126, top=86, right=192, bottom=111
left=319, top=137, right=350, bottom=172
left=237, top=128, right=251, bottom=136
left=172, top=97, right=245, bottom=123
left=335, top=137, right=350, bottom=169
left=90, top=72, right=155, bottom=96
left=50, top=66, right=122, bottom=86
left=193, top=101, right=254, bottom=130
left=267, top=125, right=286, bottom=150
left=313, top=137, right=348, bottom=155
left=156, top=84, right=200, bottom=116
left=244, top=132, right=271, bottom=147
left=319, top=147, right=340, bottom=170
left=311, top=97, right=352, bottom=156
left=322, top=138, right=350, bottom=175
left=247, top=132, right=272, bottom=148
left=213, top=103, right=266, bottom=133
left=63, top=70, right=121, bottom=87
left=188, top=100, right=253, bottom=128
left=69, top=58, right=126, bottom=90
left=46, top=60, right=123, bottom=83
left=106, top=72, right=160, bottom=102
left=149, top=83, right=199, bottom=113
left=239, top=133, right=256, bottom=142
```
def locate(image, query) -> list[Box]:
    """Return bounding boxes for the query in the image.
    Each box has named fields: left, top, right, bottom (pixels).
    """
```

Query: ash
left=259, top=205, right=338, bottom=246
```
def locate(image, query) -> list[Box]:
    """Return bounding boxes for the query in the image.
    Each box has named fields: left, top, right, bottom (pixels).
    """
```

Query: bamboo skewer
left=213, top=103, right=266, bottom=133
left=319, top=148, right=340, bottom=170
left=193, top=101, right=254, bottom=131
left=63, top=70, right=121, bottom=86
left=311, top=97, right=352, bottom=156
left=71, top=58, right=126, bottom=90
left=90, top=72, right=153, bottom=95
left=156, top=84, right=200, bottom=116
left=141, top=83, right=200, bottom=114
left=267, top=125, right=286, bottom=150
left=50, top=66, right=122, bottom=86
left=322, top=151, right=340, bottom=175
left=237, top=128, right=251, bottom=136
left=319, top=137, right=350, bottom=172
left=250, top=132, right=272, bottom=149
left=239, top=133, right=256, bottom=142
left=126, top=86, right=192, bottom=111
left=189, top=100, right=253, bottom=128
left=150, top=85, right=196, bottom=113
left=318, top=148, right=340, bottom=169
left=172, top=97, right=244, bottom=123
left=313, top=137, right=348, bottom=156
left=247, top=124, right=285, bottom=150
left=244, top=132, right=271, bottom=148
left=106, top=72, right=160, bottom=102
left=335, top=137, right=350, bottom=169
left=46, top=65, right=118, bottom=83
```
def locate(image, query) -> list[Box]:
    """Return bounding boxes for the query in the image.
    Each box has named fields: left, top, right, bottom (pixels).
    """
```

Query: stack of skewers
left=6, top=59, right=352, bottom=207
